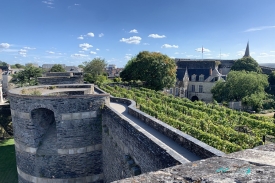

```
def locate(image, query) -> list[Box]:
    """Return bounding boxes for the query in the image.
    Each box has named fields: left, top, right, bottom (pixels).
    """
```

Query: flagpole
left=202, top=46, right=203, bottom=60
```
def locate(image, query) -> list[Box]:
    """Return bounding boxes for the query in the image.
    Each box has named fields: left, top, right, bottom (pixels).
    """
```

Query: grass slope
left=0, top=139, right=18, bottom=183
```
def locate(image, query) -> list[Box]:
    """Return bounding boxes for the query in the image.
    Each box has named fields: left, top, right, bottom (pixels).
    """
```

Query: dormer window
left=199, top=74, right=204, bottom=82
left=191, top=74, right=196, bottom=81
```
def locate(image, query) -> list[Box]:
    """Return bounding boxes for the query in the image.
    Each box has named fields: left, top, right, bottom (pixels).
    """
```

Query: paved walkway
left=109, top=102, right=201, bottom=163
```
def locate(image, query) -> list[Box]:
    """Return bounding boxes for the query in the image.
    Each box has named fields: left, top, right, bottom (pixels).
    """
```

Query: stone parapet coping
left=15, top=141, right=37, bottom=154
left=18, top=167, right=104, bottom=183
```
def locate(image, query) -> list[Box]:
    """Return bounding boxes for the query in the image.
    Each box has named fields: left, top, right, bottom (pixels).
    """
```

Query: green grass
left=0, top=139, right=18, bottom=183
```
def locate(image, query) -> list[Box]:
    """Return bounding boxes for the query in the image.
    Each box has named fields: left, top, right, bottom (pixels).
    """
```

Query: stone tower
left=9, top=84, right=109, bottom=183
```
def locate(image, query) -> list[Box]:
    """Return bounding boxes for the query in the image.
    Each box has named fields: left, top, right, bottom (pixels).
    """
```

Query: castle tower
left=9, top=84, right=109, bottom=183
left=244, top=41, right=250, bottom=57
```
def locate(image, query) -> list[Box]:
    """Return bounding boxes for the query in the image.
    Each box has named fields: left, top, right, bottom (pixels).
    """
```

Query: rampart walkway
left=109, top=102, right=201, bottom=163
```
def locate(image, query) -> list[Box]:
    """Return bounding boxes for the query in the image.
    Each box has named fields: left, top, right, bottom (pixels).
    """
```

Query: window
left=199, top=74, right=204, bottom=82
left=199, top=85, right=203, bottom=93
left=191, top=74, right=196, bottom=81
left=175, top=88, right=179, bottom=96
left=170, top=88, right=173, bottom=94
left=191, top=85, right=195, bottom=92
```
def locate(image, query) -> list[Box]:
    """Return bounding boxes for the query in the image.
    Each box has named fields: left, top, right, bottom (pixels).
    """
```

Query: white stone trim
left=61, top=111, right=97, bottom=120
left=10, top=109, right=30, bottom=119
left=14, top=141, right=37, bottom=154
left=17, top=167, right=104, bottom=183
left=57, top=144, right=102, bottom=155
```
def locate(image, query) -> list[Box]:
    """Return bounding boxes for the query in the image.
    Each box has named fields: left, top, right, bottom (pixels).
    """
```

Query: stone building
left=170, top=59, right=229, bottom=102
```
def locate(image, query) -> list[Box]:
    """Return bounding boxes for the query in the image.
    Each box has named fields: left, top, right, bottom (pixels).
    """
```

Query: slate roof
left=176, top=68, right=211, bottom=81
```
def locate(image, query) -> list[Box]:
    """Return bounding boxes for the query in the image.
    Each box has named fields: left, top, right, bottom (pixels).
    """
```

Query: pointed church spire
left=244, top=41, right=250, bottom=57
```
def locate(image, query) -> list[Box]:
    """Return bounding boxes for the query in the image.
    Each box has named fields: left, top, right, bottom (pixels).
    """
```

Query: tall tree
left=50, top=64, right=66, bottom=72
left=83, top=58, right=107, bottom=83
left=211, top=71, right=268, bottom=110
left=0, top=61, right=8, bottom=66
left=11, top=65, right=42, bottom=86
left=231, top=56, right=262, bottom=73
left=120, top=51, right=176, bottom=90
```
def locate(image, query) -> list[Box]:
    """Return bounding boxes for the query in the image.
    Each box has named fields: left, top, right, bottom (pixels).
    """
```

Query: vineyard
left=99, top=84, right=275, bottom=153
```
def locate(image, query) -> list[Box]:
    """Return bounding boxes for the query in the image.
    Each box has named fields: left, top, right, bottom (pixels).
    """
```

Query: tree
left=11, top=65, right=42, bottom=86
left=83, top=58, right=107, bottom=83
left=211, top=71, right=269, bottom=110
left=50, top=64, right=66, bottom=72
left=268, top=71, right=275, bottom=85
left=11, top=63, right=25, bottom=69
left=0, top=61, right=8, bottom=66
left=231, top=56, right=262, bottom=73
left=120, top=51, right=176, bottom=90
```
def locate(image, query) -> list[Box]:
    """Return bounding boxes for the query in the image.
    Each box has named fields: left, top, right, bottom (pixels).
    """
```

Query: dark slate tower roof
left=244, top=42, right=250, bottom=57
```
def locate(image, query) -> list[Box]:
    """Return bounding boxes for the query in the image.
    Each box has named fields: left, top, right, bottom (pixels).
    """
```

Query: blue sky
left=0, top=0, right=275, bottom=67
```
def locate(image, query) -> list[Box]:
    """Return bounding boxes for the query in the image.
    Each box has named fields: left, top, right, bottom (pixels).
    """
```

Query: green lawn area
left=0, top=139, right=18, bottom=183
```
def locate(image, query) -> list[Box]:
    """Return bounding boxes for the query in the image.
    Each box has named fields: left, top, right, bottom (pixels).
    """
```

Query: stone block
left=81, top=112, right=90, bottom=119
left=95, top=144, right=102, bottom=150
left=90, top=111, right=97, bottom=118
left=87, top=145, right=95, bottom=152
left=72, top=112, right=81, bottom=120
left=77, top=147, right=86, bottom=154
left=62, top=113, right=72, bottom=120
left=20, top=112, right=30, bottom=119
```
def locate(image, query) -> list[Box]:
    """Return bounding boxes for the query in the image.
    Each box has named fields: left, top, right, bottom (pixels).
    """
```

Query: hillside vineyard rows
left=100, top=85, right=275, bottom=153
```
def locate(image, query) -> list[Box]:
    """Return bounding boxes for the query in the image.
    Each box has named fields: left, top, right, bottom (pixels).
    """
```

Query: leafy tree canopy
left=211, top=71, right=268, bottom=111
left=11, top=65, right=42, bottom=87
left=0, top=61, right=8, bottom=66
left=83, top=58, right=107, bottom=76
left=120, top=51, right=176, bottom=90
left=268, top=71, right=275, bottom=85
left=83, top=58, right=107, bottom=84
left=231, top=56, right=262, bottom=73
left=11, top=63, right=25, bottom=69
left=50, top=64, right=66, bottom=72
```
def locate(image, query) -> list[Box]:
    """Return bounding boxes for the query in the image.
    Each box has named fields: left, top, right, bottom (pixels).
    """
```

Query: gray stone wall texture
left=9, top=85, right=109, bottom=183
left=102, top=105, right=180, bottom=183
left=38, top=76, right=83, bottom=85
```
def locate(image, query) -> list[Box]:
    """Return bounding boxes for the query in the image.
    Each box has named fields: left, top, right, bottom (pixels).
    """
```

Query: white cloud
left=99, top=33, right=104, bottom=37
left=0, top=43, right=10, bottom=49
left=148, top=34, right=166, bottom=38
left=75, top=3, right=80, bottom=5
left=244, top=26, right=275, bottom=32
left=237, top=50, right=244, bottom=56
left=79, top=51, right=84, bottom=53
left=195, top=47, right=210, bottom=52
left=106, top=49, right=110, bottom=51
left=23, top=46, right=36, bottom=50
left=258, top=53, right=275, bottom=57
left=174, top=52, right=185, bottom=55
left=96, top=48, right=100, bottom=51
left=87, top=32, right=94, bottom=37
left=161, top=44, right=179, bottom=48
left=71, top=53, right=88, bottom=58
left=42, top=0, right=53, bottom=5
left=129, top=29, right=138, bottom=33
left=79, top=43, right=93, bottom=51
left=46, top=51, right=55, bottom=54
left=90, top=51, right=97, bottom=54
left=219, top=53, right=230, bottom=58
left=143, top=43, right=150, bottom=45
left=119, top=36, right=141, bottom=44
left=271, top=51, right=275, bottom=53
left=170, top=56, right=175, bottom=59
left=77, top=36, right=84, bottom=40
left=18, top=49, right=27, bottom=57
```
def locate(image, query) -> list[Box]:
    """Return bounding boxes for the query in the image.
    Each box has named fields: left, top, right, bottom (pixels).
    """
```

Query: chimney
left=209, top=68, right=212, bottom=76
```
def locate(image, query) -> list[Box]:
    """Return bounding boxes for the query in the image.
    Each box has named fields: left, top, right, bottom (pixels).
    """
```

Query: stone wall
left=45, top=72, right=73, bottom=77
left=114, top=143, right=275, bottom=183
left=38, top=76, right=83, bottom=85
left=9, top=85, right=109, bottom=183
left=95, top=86, right=225, bottom=159
left=102, top=104, right=180, bottom=183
